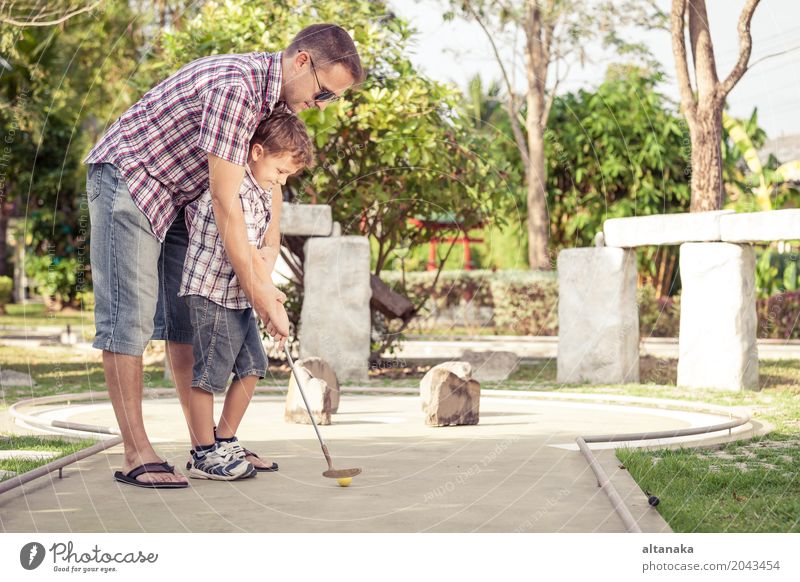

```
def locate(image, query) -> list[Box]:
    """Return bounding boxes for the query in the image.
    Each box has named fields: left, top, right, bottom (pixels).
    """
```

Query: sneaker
left=187, top=442, right=255, bottom=481
left=214, top=436, right=248, bottom=461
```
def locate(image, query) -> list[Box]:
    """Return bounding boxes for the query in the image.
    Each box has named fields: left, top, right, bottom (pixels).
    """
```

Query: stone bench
left=558, top=209, right=795, bottom=392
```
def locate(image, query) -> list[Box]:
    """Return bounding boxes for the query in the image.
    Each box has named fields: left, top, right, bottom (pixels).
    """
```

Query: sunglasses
left=305, top=52, right=341, bottom=104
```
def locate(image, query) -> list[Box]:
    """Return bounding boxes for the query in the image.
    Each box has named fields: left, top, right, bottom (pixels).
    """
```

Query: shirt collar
left=265, top=51, right=283, bottom=108
left=244, top=164, right=273, bottom=201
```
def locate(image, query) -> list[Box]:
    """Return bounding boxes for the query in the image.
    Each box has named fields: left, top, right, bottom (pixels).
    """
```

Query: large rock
left=0, top=368, right=35, bottom=388
left=720, top=209, right=800, bottom=243
left=603, top=210, right=733, bottom=247
left=299, top=236, right=372, bottom=382
left=297, top=356, right=340, bottom=413
left=677, top=243, right=758, bottom=391
left=420, top=361, right=480, bottom=427
left=460, top=350, right=519, bottom=382
left=285, top=365, right=332, bottom=425
left=280, top=203, right=333, bottom=236
left=557, top=248, right=639, bottom=384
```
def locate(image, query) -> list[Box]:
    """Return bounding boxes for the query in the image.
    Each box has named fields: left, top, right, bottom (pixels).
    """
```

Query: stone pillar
left=299, top=236, right=371, bottom=382
left=677, top=243, right=758, bottom=391
left=557, top=248, right=639, bottom=384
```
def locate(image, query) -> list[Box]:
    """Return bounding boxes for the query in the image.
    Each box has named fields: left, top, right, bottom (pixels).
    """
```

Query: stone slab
left=280, top=203, right=333, bottom=236
left=603, top=210, right=734, bottom=247
left=720, top=209, right=800, bottom=243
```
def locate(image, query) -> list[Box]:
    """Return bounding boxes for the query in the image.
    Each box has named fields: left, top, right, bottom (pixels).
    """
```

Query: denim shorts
left=185, top=294, right=268, bottom=393
left=87, top=163, right=193, bottom=356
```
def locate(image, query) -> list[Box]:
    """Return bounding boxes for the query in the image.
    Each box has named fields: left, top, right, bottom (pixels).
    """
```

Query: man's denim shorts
left=184, top=294, right=268, bottom=394
left=87, top=163, right=193, bottom=356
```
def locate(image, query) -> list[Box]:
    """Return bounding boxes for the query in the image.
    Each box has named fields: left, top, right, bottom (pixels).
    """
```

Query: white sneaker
left=188, top=442, right=255, bottom=481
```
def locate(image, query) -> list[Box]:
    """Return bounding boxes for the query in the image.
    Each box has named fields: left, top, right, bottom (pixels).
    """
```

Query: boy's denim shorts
left=87, top=163, right=193, bottom=356
left=184, top=294, right=268, bottom=394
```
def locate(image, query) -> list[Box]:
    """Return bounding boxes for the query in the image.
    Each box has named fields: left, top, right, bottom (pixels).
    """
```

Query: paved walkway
left=0, top=392, right=767, bottom=533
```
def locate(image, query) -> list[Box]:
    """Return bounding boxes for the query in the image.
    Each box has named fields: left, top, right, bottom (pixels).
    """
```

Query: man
left=84, top=24, right=363, bottom=488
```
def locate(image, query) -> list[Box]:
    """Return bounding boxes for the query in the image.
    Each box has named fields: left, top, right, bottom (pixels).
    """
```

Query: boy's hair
left=287, top=24, right=365, bottom=84
left=250, top=110, right=314, bottom=169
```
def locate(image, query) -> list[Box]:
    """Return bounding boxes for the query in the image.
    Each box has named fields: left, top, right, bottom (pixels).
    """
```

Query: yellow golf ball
left=337, top=477, right=352, bottom=487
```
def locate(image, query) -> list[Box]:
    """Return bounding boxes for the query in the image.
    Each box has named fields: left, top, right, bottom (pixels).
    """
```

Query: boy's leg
left=88, top=163, right=187, bottom=486
left=217, top=312, right=276, bottom=469
left=187, top=386, right=215, bottom=448
left=217, top=375, right=257, bottom=439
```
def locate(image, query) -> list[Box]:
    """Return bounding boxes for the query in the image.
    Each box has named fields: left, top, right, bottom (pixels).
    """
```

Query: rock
left=603, top=210, right=733, bottom=247
left=460, top=350, right=519, bottom=382
left=0, top=368, right=35, bottom=388
left=557, top=248, right=639, bottom=384
left=720, top=209, right=800, bottom=243
left=285, top=365, right=332, bottom=425
left=297, top=356, right=340, bottom=413
left=299, top=236, right=372, bottom=382
left=0, top=450, right=59, bottom=461
left=677, top=243, right=758, bottom=391
left=0, top=469, right=17, bottom=479
left=332, top=221, right=342, bottom=237
left=420, top=361, right=480, bottom=427
left=280, top=203, right=333, bottom=236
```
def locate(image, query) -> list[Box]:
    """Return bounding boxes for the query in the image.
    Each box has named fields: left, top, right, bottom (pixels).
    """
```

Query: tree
left=157, top=0, right=518, bottom=356
left=447, top=0, right=663, bottom=269
left=0, top=0, right=148, bottom=302
left=670, top=0, right=761, bottom=211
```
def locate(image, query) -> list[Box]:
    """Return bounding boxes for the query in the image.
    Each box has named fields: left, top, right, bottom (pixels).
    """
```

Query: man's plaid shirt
left=179, top=164, right=273, bottom=309
left=83, top=51, right=283, bottom=242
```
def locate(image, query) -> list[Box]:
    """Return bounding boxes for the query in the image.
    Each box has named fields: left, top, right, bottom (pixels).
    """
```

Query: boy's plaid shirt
left=179, top=165, right=273, bottom=309
left=83, top=51, right=283, bottom=243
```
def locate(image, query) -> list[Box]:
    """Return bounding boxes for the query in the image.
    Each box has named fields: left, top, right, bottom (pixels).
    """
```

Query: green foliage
left=0, top=0, right=144, bottom=302
left=0, top=275, right=12, bottom=307
left=25, top=254, right=83, bottom=305
left=545, top=69, right=691, bottom=249
left=757, top=291, right=800, bottom=340
left=490, top=275, right=559, bottom=335
left=637, top=286, right=681, bottom=338
left=159, top=0, right=518, bottom=277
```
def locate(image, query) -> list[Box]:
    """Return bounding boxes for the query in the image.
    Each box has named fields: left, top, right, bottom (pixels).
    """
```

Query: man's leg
left=153, top=207, right=196, bottom=440
left=88, top=163, right=186, bottom=485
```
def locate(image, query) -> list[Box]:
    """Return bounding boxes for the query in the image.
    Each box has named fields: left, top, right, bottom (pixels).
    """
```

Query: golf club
left=283, top=343, right=362, bottom=480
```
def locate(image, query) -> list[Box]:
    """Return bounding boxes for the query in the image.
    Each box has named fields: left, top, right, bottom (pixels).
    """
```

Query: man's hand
left=255, top=284, right=289, bottom=351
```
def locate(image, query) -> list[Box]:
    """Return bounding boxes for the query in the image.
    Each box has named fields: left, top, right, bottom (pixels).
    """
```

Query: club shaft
left=284, top=344, right=326, bottom=448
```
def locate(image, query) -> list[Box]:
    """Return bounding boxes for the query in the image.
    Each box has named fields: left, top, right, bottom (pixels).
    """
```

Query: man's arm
left=207, top=153, right=289, bottom=343
left=258, top=184, right=283, bottom=275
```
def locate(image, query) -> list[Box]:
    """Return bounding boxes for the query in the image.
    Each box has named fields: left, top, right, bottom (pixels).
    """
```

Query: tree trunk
left=689, top=106, right=725, bottom=211
left=524, top=1, right=551, bottom=271
left=527, top=131, right=550, bottom=269
left=686, top=0, right=725, bottom=211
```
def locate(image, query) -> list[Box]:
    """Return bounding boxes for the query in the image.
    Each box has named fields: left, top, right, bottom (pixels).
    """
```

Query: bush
left=0, top=276, right=12, bottom=310
left=757, top=291, right=800, bottom=340
left=490, top=273, right=558, bottom=335
left=638, top=286, right=681, bottom=338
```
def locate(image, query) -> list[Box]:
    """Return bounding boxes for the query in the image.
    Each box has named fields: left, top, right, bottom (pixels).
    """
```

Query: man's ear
left=294, top=50, right=310, bottom=72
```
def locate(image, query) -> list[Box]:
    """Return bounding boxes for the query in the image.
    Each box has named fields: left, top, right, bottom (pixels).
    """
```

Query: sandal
left=114, top=462, right=189, bottom=489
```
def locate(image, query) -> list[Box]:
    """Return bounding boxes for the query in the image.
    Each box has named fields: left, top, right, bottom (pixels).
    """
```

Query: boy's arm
left=207, top=153, right=288, bottom=344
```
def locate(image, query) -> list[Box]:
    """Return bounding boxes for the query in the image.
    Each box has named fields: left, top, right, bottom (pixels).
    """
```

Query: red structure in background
left=407, top=215, right=485, bottom=271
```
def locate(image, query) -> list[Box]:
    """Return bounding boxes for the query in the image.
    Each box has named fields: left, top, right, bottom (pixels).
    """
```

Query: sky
left=390, top=0, right=800, bottom=139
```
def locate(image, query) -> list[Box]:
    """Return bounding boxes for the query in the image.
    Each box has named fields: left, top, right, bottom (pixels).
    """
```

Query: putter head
left=323, top=468, right=362, bottom=479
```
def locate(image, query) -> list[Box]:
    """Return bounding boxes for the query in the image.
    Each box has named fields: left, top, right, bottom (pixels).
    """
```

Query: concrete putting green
left=0, top=391, right=766, bottom=533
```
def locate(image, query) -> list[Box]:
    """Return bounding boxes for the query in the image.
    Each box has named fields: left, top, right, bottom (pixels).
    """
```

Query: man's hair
left=287, top=24, right=365, bottom=84
left=250, top=110, right=314, bottom=169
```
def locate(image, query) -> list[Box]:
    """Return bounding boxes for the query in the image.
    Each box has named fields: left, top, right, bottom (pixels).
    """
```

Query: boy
left=179, top=111, right=313, bottom=480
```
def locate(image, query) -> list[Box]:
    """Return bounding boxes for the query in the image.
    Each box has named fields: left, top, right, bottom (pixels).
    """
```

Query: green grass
left=0, top=303, right=94, bottom=331
left=0, top=434, right=98, bottom=482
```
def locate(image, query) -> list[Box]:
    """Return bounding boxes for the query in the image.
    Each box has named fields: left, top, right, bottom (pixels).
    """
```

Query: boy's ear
left=251, top=143, right=263, bottom=160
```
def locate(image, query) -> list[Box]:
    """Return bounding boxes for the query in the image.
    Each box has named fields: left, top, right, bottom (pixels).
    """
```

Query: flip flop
left=114, top=462, right=189, bottom=489
left=241, top=447, right=279, bottom=472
